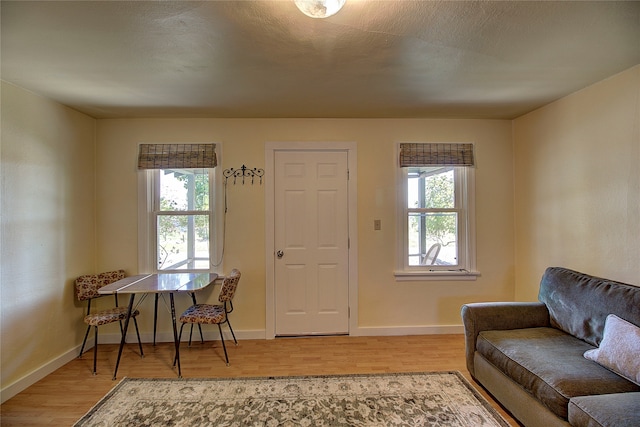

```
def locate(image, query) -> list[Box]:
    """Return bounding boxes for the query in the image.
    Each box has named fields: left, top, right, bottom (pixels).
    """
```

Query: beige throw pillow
left=584, top=314, right=640, bottom=386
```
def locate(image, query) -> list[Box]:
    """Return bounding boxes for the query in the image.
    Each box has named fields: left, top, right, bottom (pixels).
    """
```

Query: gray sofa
left=461, top=267, right=640, bottom=427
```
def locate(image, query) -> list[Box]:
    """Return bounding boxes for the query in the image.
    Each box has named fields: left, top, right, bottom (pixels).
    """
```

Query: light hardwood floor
left=1, top=335, right=519, bottom=426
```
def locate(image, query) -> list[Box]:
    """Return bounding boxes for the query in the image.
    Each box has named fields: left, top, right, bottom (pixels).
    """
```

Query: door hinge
left=347, top=169, right=349, bottom=180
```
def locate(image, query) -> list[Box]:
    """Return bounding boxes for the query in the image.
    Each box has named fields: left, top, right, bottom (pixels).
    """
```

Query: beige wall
left=2, top=86, right=515, bottom=396
left=4, top=64, right=638, bottom=402
left=1, top=82, right=97, bottom=393
left=513, top=65, right=640, bottom=300
left=95, top=118, right=515, bottom=337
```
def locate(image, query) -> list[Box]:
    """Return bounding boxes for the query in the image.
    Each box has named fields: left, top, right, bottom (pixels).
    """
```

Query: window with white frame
left=137, top=144, right=221, bottom=273
left=395, top=143, right=478, bottom=280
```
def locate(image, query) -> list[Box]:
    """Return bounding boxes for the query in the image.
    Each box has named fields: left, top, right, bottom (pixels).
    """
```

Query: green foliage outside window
left=417, top=170, right=455, bottom=247
left=407, top=167, right=458, bottom=266
left=157, top=170, right=210, bottom=269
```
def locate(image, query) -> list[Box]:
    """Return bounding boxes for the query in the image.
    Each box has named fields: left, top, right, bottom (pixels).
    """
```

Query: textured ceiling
left=2, top=1, right=639, bottom=119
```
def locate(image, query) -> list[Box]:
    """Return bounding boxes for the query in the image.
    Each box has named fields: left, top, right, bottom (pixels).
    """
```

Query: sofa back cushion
left=538, top=267, right=640, bottom=347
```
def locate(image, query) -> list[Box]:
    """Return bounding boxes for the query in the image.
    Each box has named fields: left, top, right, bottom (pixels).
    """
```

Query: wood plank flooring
left=1, top=335, right=519, bottom=426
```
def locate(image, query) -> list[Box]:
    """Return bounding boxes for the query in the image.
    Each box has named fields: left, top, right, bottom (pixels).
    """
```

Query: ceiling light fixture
left=294, top=0, right=346, bottom=18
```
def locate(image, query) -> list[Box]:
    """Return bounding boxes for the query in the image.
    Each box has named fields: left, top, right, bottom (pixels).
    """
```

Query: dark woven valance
left=137, top=144, right=217, bottom=169
left=399, top=143, right=474, bottom=167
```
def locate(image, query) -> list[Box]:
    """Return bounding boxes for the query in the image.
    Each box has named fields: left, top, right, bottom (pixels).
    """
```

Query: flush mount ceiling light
left=294, top=0, right=346, bottom=18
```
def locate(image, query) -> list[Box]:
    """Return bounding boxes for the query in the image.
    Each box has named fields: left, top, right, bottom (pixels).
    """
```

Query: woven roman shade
left=399, top=143, right=474, bottom=167
left=137, top=144, right=217, bottom=169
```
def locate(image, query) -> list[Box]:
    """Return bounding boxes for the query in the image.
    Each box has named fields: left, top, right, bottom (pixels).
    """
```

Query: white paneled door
left=274, top=150, right=350, bottom=336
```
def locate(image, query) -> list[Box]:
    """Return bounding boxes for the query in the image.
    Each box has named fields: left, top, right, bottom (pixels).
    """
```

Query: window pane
left=408, top=212, right=458, bottom=266
left=159, top=169, right=209, bottom=211
left=157, top=214, right=209, bottom=270
left=407, top=167, right=454, bottom=209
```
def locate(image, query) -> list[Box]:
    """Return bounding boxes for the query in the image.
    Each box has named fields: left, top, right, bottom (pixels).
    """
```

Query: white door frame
left=265, top=142, right=358, bottom=339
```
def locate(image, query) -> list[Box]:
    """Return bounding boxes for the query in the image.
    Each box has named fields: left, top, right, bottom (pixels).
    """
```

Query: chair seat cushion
left=180, top=304, right=224, bottom=324
left=84, top=307, right=140, bottom=327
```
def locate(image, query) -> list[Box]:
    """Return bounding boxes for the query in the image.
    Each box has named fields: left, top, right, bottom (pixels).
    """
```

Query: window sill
left=394, top=269, right=480, bottom=281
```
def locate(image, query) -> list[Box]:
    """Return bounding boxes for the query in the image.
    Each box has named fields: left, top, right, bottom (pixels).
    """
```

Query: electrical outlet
left=374, top=219, right=381, bottom=230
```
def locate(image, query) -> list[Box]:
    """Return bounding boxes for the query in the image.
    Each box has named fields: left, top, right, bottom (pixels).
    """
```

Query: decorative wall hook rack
left=223, top=165, right=264, bottom=185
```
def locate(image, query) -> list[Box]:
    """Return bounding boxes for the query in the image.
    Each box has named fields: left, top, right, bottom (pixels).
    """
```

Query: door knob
left=276, top=250, right=284, bottom=259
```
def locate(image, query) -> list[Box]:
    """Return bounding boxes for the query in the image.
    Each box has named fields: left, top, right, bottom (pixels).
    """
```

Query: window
left=156, top=169, right=211, bottom=270
left=138, top=144, right=221, bottom=273
left=395, top=143, right=477, bottom=280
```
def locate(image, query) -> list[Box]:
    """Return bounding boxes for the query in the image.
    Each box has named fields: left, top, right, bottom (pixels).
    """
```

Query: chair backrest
left=75, top=270, right=126, bottom=301
left=422, top=243, right=441, bottom=265
left=218, top=269, right=241, bottom=303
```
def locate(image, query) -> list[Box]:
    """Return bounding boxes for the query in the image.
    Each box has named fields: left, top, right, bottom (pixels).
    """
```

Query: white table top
left=98, top=272, right=218, bottom=294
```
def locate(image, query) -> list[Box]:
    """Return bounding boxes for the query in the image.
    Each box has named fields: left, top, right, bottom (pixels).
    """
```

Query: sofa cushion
left=568, top=392, right=640, bottom=427
left=538, top=267, right=640, bottom=347
left=584, top=314, right=640, bottom=385
left=477, top=327, right=640, bottom=419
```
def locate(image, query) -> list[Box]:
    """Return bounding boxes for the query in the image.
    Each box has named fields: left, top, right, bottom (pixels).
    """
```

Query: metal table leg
left=170, top=293, right=182, bottom=378
left=112, top=293, right=135, bottom=380
left=189, top=292, right=204, bottom=345
left=153, top=294, right=159, bottom=345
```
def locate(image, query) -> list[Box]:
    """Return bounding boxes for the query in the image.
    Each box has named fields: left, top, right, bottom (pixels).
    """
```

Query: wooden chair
left=177, top=269, right=241, bottom=366
left=75, top=270, right=143, bottom=374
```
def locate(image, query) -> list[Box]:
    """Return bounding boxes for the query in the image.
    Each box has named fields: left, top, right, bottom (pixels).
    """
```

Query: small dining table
left=98, top=272, right=218, bottom=379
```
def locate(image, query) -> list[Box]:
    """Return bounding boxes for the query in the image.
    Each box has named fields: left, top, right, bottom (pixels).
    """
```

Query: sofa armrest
left=461, top=302, right=550, bottom=377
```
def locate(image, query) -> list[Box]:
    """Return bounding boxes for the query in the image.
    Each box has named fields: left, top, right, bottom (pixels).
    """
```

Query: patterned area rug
left=74, top=372, right=509, bottom=426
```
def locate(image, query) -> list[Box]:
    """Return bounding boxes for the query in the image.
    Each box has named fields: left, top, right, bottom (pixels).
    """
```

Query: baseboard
left=103, top=326, right=463, bottom=341
left=1, top=326, right=463, bottom=403
left=1, top=345, right=82, bottom=404
left=140, top=329, right=267, bottom=343
left=352, top=325, right=464, bottom=336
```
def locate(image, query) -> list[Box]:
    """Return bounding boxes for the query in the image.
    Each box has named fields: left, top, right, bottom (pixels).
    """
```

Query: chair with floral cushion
left=75, top=270, right=144, bottom=374
left=177, top=269, right=241, bottom=366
